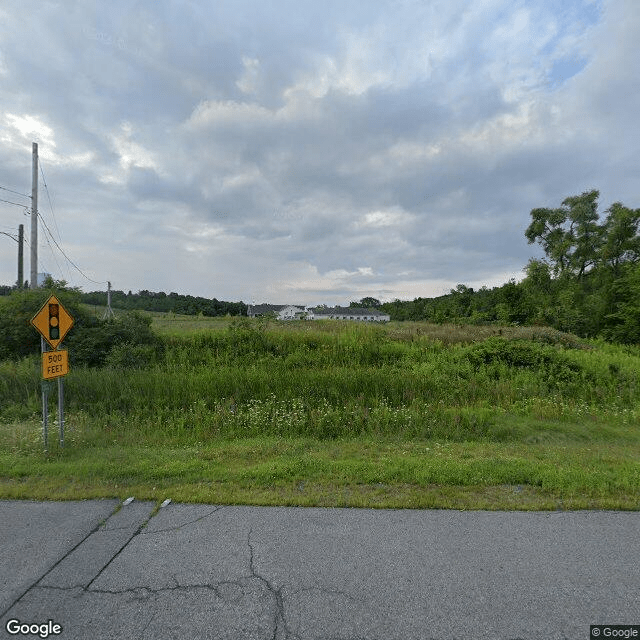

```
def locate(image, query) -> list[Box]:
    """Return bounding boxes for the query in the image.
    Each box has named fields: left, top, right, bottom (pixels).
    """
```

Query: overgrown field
left=1, top=316, right=639, bottom=509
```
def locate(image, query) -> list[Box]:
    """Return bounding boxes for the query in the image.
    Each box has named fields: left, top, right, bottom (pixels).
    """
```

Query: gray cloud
left=1, top=0, right=636, bottom=304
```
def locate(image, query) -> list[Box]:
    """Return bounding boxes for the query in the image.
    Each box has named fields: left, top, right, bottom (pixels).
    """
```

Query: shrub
left=0, top=286, right=94, bottom=360
left=464, top=337, right=586, bottom=388
left=68, top=311, right=164, bottom=367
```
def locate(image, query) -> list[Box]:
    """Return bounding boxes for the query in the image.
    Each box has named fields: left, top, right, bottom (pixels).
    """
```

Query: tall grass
left=1, top=319, right=639, bottom=447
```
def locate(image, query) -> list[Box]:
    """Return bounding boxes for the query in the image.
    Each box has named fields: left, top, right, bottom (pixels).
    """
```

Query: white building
left=247, top=304, right=390, bottom=322
left=307, top=306, right=390, bottom=322
left=247, top=304, right=307, bottom=320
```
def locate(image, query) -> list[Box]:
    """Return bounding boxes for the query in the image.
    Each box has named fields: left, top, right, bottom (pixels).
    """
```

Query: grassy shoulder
left=1, top=417, right=639, bottom=510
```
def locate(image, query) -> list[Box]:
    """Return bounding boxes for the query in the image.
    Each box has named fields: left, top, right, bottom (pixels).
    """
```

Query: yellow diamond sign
left=31, top=295, right=74, bottom=350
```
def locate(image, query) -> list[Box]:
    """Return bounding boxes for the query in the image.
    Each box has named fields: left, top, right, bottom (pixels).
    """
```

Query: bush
left=68, top=311, right=164, bottom=367
left=464, top=337, right=585, bottom=385
left=0, top=285, right=94, bottom=360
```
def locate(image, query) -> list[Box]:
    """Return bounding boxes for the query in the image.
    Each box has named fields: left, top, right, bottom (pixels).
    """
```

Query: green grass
left=1, top=314, right=639, bottom=509
left=1, top=428, right=638, bottom=510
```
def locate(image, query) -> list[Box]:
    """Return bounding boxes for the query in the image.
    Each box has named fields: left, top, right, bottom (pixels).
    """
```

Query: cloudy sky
left=0, top=0, right=638, bottom=305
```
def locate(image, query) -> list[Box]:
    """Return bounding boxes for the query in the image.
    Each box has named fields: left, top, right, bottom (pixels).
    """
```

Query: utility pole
left=18, top=224, right=24, bottom=287
left=30, top=142, right=38, bottom=289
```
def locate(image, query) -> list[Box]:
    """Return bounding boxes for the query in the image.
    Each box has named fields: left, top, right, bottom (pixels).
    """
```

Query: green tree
left=0, top=279, right=91, bottom=360
left=350, top=297, right=381, bottom=308
left=525, top=189, right=603, bottom=278
left=600, top=202, right=640, bottom=275
left=601, top=263, right=640, bottom=344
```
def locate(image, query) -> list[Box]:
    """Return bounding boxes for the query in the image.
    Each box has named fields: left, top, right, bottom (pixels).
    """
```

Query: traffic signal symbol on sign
left=31, top=295, right=74, bottom=350
left=49, top=304, right=60, bottom=340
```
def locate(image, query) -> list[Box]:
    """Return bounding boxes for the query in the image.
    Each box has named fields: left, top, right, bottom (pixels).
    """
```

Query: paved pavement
left=1, top=499, right=638, bottom=639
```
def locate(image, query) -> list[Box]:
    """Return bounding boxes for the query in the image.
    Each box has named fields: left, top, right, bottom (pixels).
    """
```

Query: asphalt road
left=1, top=499, right=638, bottom=639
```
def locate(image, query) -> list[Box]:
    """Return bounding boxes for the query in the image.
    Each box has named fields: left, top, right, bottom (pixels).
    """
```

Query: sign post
left=31, top=295, right=74, bottom=450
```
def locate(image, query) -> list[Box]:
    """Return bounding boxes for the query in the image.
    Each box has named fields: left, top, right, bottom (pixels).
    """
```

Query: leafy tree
left=601, top=263, right=640, bottom=344
left=0, top=279, right=93, bottom=360
left=350, top=297, right=381, bottom=308
left=600, top=202, right=640, bottom=275
left=525, top=189, right=603, bottom=278
left=69, top=311, right=163, bottom=367
left=79, top=288, right=247, bottom=316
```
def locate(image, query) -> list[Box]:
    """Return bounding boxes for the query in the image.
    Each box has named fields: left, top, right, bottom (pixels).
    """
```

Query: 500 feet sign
left=42, top=350, right=69, bottom=380
left=5, top=619, right=62, bottom=638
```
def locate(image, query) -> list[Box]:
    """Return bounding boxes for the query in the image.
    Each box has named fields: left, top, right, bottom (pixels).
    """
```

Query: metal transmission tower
left=102, top=281, right=115, bottom=319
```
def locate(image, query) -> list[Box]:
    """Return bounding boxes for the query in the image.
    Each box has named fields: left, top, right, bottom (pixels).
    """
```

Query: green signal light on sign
left=49, top=303, right=60, bottom=340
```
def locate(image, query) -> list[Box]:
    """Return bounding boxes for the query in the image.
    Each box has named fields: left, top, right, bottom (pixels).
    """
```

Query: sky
left=0, top=0, right=638, bottom=306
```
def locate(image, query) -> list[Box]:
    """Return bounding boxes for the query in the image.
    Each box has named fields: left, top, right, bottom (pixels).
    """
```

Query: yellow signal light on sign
left=49, top=303, right=60, bottom=340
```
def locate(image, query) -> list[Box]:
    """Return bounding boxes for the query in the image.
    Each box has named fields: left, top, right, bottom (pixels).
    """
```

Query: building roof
left=248, top=304, right=306, bottom=314
left=311, top=306, right=387, bottom=316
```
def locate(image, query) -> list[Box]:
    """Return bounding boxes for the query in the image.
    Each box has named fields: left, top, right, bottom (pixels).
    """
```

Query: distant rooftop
left=311, top=306, right=387, bottom=316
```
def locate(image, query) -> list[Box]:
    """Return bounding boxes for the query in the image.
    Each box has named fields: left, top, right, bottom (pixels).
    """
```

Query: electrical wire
left=37, top=211, right=105, bottom=284
left=38, top=213, right=65, bottom=279
left=0, top=197, right=29, bottom=208
left=4, top=164, right=106, bottom=287
left=35, top=159, right=106, bottom=285
left=3, top=231, right=53, bottom=287
left=0, top=185, right=30, bottom=199
left=39, top=162, right=63, bottom=250
left=0, top=231, right=18, bottom=242
left=39, top=160, right=73, bottom=284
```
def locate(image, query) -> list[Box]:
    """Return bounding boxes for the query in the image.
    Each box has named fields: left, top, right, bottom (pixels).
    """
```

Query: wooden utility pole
left=30, top=142, right=38, bottom=289
left=18, top=223, right=24, bottom=287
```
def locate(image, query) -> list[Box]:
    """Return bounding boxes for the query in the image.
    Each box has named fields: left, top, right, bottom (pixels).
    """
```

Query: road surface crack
left=247, top=528, right=301, bottom=640
left=85, top=509, right=157, bottom=590
left=0, top=502, right=122, bottom=619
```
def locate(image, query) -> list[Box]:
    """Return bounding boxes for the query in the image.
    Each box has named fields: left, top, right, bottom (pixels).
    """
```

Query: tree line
left=81, top=289, right=247, bottom=317
left=3, top=189, right=638, bottom=344
left=376, top=190, right=640, bottom=343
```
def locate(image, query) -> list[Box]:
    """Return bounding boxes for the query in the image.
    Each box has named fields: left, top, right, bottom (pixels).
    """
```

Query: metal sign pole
left=32, top=295, right=74, bottom=452
left=58, top=376, right=64, bottom=448
left=41, top=337, right=48, bottom=452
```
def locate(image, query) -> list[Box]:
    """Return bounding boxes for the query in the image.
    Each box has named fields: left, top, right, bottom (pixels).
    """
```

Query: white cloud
left=5, top=113, right=55, bottom=146
left=357, top=208, right=414, bottom=228
left=0, top=0, right=636, bottom=306
left=186, top=100, right=273, bottom=129
left=236, top=56, right=261, bottom=95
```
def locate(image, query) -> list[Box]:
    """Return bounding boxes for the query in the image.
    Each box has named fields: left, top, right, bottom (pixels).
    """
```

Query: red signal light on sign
left=49, top=303, right=60, bottom=340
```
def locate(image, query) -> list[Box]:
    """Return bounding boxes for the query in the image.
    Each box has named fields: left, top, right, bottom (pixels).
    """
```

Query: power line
left=39, top=161, right=63, bottom=245
left=0, top=196, right=30, bottom=208
left=38, top=213, right=65, bottom=279
left=16, top=232, right=53, bottom=283
left=34, top=158, right=105, bottom=286
left=37, top=211, right=105, bottom=284
left=39, top=160, right=72, bottom=283
left=0, top=231, right=18, bottom=242
left=0, top=185, right=30, bottom=199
